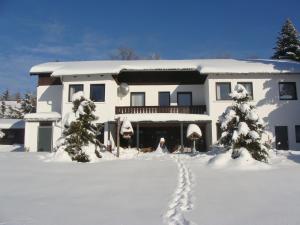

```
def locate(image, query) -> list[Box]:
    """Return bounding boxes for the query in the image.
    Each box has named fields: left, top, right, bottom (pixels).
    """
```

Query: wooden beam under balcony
left=115, top=105, right=206, bottom=115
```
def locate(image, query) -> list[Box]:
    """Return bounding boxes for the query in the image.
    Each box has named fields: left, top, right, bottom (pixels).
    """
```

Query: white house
left=24, top=59, right=300, bottom=152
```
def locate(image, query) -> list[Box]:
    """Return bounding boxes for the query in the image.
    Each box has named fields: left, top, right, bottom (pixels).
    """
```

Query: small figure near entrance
left=156, top=137, right=168, bottom=154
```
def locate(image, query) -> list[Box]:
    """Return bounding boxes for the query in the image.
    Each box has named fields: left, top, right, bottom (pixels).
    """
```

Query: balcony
left=115, top=105, right=206, bottom=115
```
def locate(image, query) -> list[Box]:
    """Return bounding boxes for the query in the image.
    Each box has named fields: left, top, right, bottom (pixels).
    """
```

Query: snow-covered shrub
left=0, top=129, right=5, bottom=139
left=218, top=84, right=269, bottom=162
left=55, top=91, right=102, bottom=162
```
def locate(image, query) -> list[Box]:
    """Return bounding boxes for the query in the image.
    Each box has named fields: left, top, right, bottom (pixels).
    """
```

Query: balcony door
left=275, top=126, right=289, bottom=150
left=177, top=92, right=192, bottom=106
left=131, top=92, right=145, bottom=106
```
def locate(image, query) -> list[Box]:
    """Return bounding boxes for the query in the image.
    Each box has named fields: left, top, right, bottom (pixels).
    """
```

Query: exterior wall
left=61, top=75, right=118, bottom=123
left=24, top=121, right=39, bottom=152
left=117, top=84, right=206, bottom=106
left=207, top=74, right=300, bottom=150
left=37, top=85, right=62, bottom=113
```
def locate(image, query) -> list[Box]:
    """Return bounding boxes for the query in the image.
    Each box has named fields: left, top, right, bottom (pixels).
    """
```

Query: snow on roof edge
left=29, top=59, right=300, bottom=77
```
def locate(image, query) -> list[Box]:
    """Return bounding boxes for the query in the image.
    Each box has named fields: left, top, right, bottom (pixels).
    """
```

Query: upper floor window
left=90, top=84, right=105, bottom=102
left=159, top=92, right=170, bottom=106
left=131, top=92, right=145, bottom=106
left=279, top=82, right=297, bottom=100
left=295, top=125, right=300, bottom=143
left=238, top=82, right=253, bottom=99
left=177, top=92, right=192, bottom=106
left=69, top=84, right=83, bottom=102
left=216, top=82, right=231, bottom=100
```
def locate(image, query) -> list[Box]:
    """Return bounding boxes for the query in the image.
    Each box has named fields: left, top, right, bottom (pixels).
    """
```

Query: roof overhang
left=24, top=112, right=61, bottom=122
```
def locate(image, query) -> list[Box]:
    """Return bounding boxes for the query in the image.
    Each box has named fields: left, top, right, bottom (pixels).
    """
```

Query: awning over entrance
left=24, top=112, right=61, bottom=121
left=115, top=113, right=211, bottom=122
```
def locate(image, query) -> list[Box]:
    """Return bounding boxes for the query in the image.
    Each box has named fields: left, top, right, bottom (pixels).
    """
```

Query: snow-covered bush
left=55, top=91, right=102, bottom=162
left=218, top=84, right=269, bottom=162
left=0, top=129, right=5, bottom=139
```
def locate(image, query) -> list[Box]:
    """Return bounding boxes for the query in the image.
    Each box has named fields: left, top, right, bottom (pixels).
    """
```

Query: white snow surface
left=0, top=119, right=25, bottom=129
left=186, top=123, right=202, bottom=138
left=116, top=113, right=211, bottom=122
left=30, top=59, right=300, bottom=76
left=238, top=121, right=250, bottom=136
left=1, top=146, right=300, bottom=225
left=24, top=112, right=61, bottom=121
left=120, top=118, right=134, bottom=135
left=71, top=91, right=84, bottom=102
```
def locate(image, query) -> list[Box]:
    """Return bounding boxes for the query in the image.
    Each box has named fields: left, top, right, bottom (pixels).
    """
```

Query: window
left=69, top=84, right=83, bottom=102
left=177, top=92, right=192, bottom=106
left=295, top=126, right=300, bottom=143
left=90, top=84, right=105, bottom=102
left=131, top=92, right=145, bottom=106
left=279, top=82, right=297, bottom=100
left=159, top=92, right=170, bottom=106
left=238, top=82, right=253, bottom=99
left=216, top=82, right=231, bottom=100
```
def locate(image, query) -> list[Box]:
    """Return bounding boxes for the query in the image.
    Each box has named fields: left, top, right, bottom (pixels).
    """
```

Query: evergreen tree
left=0, top=101, right=6, bottom=118
left=20, top=93, right=36, bottom=114
left=272, top=19, right=300, bottom=61
left=57, top=92, right=101, bottom=162
left=218, top=84, right=269, bottom=162
left=1, top=90, right=10, bottom=101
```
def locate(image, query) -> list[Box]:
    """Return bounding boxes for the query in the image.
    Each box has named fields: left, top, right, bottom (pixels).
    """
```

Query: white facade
left=24, top=59, right=300, bottom=151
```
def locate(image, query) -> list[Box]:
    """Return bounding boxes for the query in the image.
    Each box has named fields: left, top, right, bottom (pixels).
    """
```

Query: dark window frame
left=90, top=84, right=105, bottom=102
left=216, top=82, right=232, bottom=100
left=130, top=92, right=146, bottom=106
left=158, top=92, right=171, bottom=106
left=177, top=92, right=193, bottom=106
left=295, top=125, right=300, bottom=143
left=237, top=82, right=254, bottom=100
left=279, top=82, right=297, bottom=100
left=68, top=84, right=84, bottom=102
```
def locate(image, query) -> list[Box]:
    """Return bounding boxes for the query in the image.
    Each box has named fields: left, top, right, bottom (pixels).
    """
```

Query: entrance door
left=275, top=126, right=289, bottom=150
left=38, top=123, right=53, bottom=152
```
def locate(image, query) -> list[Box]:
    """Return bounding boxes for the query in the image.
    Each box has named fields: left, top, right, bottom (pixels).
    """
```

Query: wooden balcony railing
left=115, top=105, right=206, bottom=115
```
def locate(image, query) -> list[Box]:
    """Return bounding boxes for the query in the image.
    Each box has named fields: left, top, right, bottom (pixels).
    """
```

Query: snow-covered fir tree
left=0, top=101, right=6, bottom=118
left=20, top=93, right=36, bottom=114
left=272, top=19, right=300, bottom=61
left=56, top=91, right=102, bottom=162
left=218, top=84, right=269, bottom=162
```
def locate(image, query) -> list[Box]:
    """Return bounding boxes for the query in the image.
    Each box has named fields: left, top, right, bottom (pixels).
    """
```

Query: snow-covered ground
left=0, top=146, right=300, bottom=225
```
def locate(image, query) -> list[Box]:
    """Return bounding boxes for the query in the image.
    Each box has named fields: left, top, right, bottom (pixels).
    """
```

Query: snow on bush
left=208, top=148, right=270, bottom=170
left=186, top=124, right=202, bottom=139
left=0, top=129, right=5, bottom=139
left=218, top=84, right=269, bottom=162
left=120, top=118, right=134, bottom=135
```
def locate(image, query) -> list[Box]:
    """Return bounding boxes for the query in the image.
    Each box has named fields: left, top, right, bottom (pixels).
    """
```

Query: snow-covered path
left=164, top=156, right=195, bottom=225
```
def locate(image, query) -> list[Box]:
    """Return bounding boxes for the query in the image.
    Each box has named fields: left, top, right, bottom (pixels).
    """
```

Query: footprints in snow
left=164, top=157, right=195, bottom=225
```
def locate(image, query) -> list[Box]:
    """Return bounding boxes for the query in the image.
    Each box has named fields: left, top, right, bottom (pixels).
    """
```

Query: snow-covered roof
left=24, top=112, right=61, bottom=121
left=30, top=59, right=300, bottom=76
left=115, top=113, right=211, bottom=122
left=0, top=119, right=25, bottom=129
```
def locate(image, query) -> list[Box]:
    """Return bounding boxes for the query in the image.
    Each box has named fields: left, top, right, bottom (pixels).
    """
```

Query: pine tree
left=272, top=19, right=300, bottom=61
left=218, top=84, right=269, bottom=162
left=1, top=90, right=10, bottom=101
left=0, top=101, right=6, bottom=118
left=20, top=93, right=36, bottom=114
left=57, top=92, right=101, bottom=162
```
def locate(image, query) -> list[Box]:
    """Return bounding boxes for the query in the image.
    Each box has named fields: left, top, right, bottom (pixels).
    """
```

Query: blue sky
left=0, top=0, right=300, bottom=94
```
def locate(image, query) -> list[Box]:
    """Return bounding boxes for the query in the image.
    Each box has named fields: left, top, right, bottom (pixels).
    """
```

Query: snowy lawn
left=0, top=148, right=300, bottom=225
